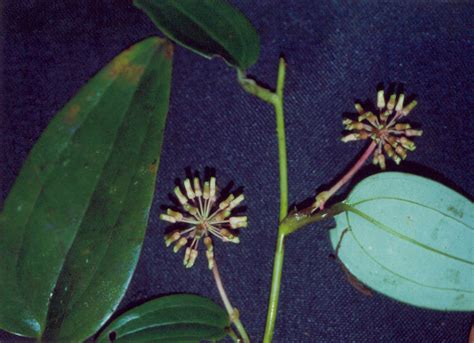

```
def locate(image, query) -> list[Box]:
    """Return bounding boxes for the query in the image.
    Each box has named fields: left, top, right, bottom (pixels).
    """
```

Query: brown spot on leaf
left=107, top=55, right=131, bottom=79
left=148, top=162, right=158, bottom=174
left=106, top=54, right=146, bottom=84
left=64, top=104, right=80, bottom=124
left=109, top=63, right=145, bottom=85
left=164, top=41, right=174, bottom=60
left=123, top=64, right=145, bottom=84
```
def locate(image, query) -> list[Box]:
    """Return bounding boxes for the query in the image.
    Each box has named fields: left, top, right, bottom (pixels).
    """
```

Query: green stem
left=274, top=58, right=288, bottom=221
left=238, top=58, right=288, bottom=343
left=263, top=58, right=288, bottom=343
left=263, top=231, right=285, bottom=343
left=237, top=59, right=287, bottom=219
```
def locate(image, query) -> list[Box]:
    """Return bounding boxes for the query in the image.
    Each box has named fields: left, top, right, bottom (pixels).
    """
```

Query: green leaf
left=330, top=172, right=474, bottom=311
left=0, top=37, right=173, bottom=341
left=97, top=294, right=229, bottom=343
left=134, top=0, right=259, bottom=70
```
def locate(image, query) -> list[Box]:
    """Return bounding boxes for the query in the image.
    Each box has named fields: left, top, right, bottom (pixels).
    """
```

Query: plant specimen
left=0, top=1, right=472, bottom=342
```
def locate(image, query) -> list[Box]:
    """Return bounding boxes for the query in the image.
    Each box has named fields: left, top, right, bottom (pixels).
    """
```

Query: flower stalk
left=212, top=259, right=250, bottom=343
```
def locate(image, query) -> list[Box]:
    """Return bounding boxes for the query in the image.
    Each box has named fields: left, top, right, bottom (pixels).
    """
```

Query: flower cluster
left=160, top=175, right=247, bottom=269
left=341, top=89, right=423, bottom=169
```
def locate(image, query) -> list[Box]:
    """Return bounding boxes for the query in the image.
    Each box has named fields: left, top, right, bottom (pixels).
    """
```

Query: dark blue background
left=1, top=1, right=473, bottom=342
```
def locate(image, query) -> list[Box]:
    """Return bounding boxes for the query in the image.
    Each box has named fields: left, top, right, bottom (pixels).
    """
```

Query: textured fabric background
left=1, top=1, right=473, bottom=342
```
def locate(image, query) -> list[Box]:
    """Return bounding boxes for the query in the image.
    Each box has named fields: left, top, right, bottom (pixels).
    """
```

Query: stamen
left=343, top=118, right=354, bottom=127
left=173, top=237, right=187, bottom=253
left=204, top=237, right=215, bottom=269
left=220, top=229, right=240, bottom=243
left=229, top=194, right=245, bottom=209
left=341, top=133, right=361, bottom=142
left=210, top=177, right=217, bottom=199
left=399, top=137, right=416, bottom=151
left=354, top=103, right=365, bottom=115
left=160, top=214, right=177, bottom=223
left=402, top=100, right=417, bottom=116
left=174, top=187, right=188, bottom=205
left=229, top=216, right=248, bottom=229
left=184, top=178, right=195, bottom=199
left=364, top=113, right=379, bottom=127
left=219, top=194, right=235, bottom=210
left=391, top=153, right=402, bottom=165
left=164, top=231, right=181, bottom=247
left=186, top=249, right=198, bottom=268
left=395, top=93, right=405, bottom=112
left=405, top=129, right=423, bottom=137
left=183, top=247, right=191, bottom=265
left=387, top=93, right=396, bottom=112
left=167, top=209, right=183, bottom=221
left=378, top=154, right=386, bottom=170
left=203, top=181, right=210, bottom=200
left=377, top=89, right=385, bottom=109
left=212, top=210, right=232, bottom=221
left=395, top=123, right=411, bottom=130
left=383, top=143, right=395, bottom=158
left=193, top=177, right=202, bottom=197
left=395, top=146, right=407, bottom=159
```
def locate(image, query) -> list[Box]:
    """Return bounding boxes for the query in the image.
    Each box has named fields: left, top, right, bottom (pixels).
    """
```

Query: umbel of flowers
left=313, top=87, right=423, bottom=210
left=160, top=175, right=247, bottom=268
left=341, top=89, right=422, bottom=169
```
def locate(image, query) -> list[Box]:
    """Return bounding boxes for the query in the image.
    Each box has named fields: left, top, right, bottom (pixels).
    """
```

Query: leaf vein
left=351, top=196, right=473, bottom=231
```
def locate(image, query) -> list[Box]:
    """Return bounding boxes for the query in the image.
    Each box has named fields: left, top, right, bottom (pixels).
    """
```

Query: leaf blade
left=96, top=294, right=229, bottom=343
left=134, top=0, right=259, bottom=70
left=0, top=37, right=173, bottom=340
left=330, top=172, right=474, bottom=311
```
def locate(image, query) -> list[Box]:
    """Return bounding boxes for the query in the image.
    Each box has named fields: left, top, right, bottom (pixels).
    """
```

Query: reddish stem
left=321, top=141, right=377, bottom=209
left=211, top=260, right=250, bottom=343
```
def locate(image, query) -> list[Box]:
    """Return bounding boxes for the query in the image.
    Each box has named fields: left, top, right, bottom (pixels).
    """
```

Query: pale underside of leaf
left=330, top=172, right=474, bottom=311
